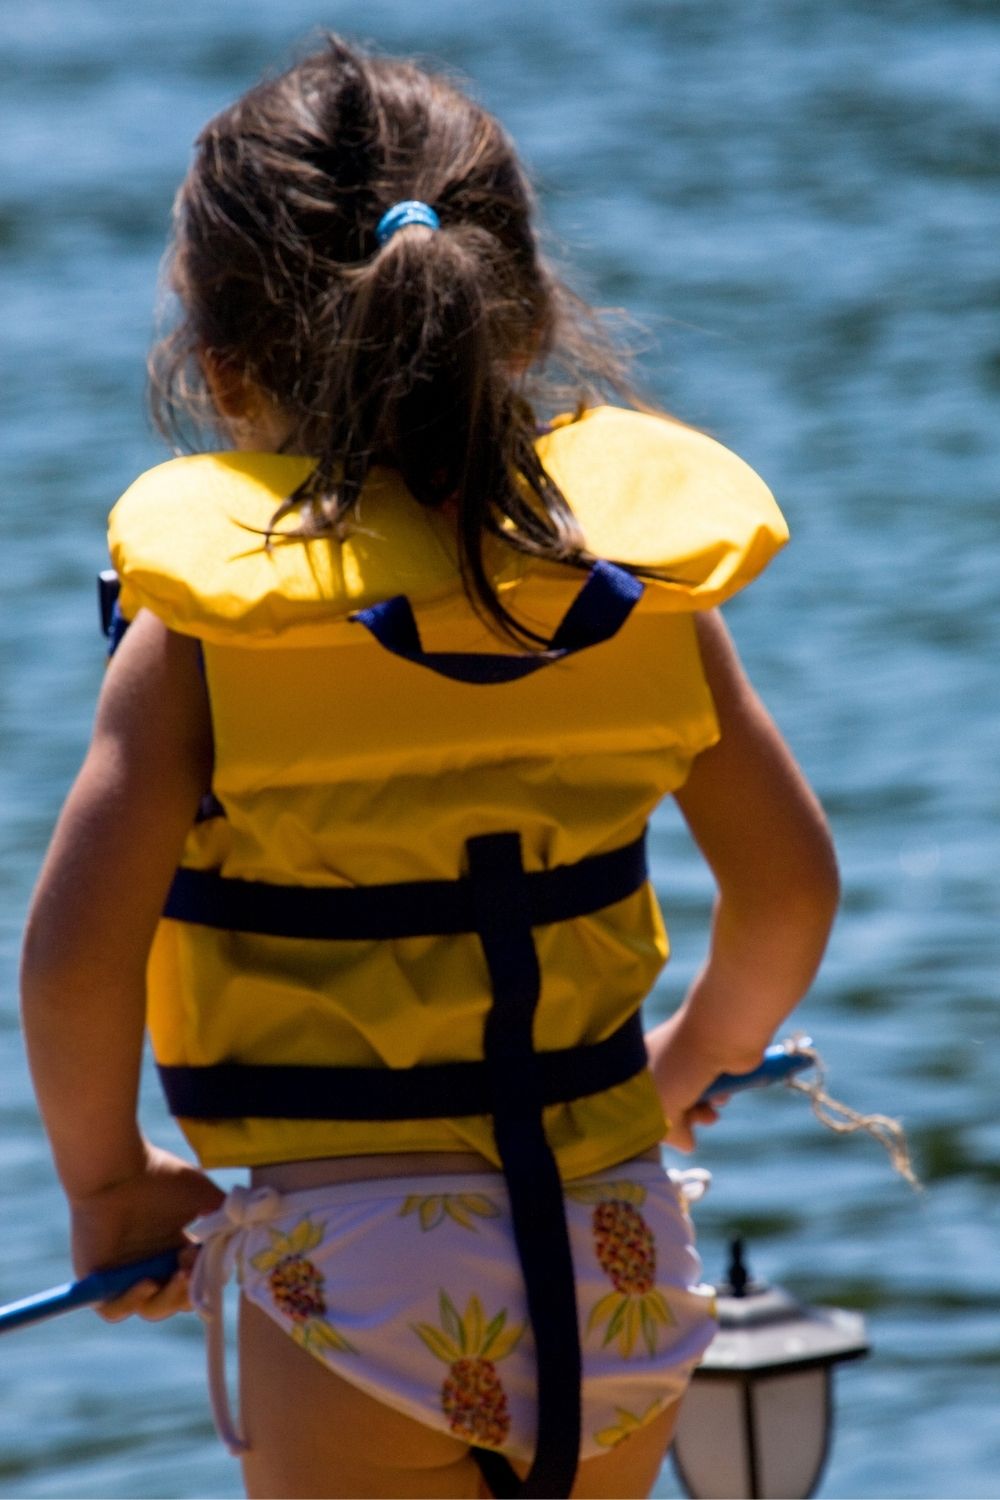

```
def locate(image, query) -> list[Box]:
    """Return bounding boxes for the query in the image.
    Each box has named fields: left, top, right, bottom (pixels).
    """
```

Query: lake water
left=1, top=1, right=998, bottom=1496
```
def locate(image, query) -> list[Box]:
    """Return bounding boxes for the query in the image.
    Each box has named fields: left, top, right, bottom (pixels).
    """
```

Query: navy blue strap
left=98, top=569, right=120, bottom=638
left=467, top=833, right=581, bottom=1497
left=352, top=561, right=644, bottom=683
left=474, top=1449, right=522, bottom=1500
left=157, top=1010, right=646, bottom=1122
left=163, top=832, right=648, bottom=940
left=98, top=570, right=129, bottom=658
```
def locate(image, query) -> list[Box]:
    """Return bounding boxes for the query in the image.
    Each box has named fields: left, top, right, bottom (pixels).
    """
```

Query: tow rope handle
left=0, top=1249, right=181, bottom=1336
left=699, top=1038, right=815, bottom=1102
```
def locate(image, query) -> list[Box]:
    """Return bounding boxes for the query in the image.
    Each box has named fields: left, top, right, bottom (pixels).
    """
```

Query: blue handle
left=0, top=1248, right=182, bottom=1336
left=700, top=1039, right=815, bottom=1103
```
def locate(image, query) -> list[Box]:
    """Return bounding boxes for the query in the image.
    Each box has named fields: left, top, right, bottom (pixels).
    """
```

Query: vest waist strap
left=158, top=1010, right=647, bottom=1121
left=163, top=830, right=648, bottom=940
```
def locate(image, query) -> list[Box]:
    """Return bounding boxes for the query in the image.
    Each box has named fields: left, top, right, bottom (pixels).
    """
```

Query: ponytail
left=275, top=220, right=597, bottom=647
left=152, top=35, right=640, bottom=649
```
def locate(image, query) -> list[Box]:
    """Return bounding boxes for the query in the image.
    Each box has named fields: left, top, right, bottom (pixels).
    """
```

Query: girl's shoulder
left=537, top=406, right=789, bottom=609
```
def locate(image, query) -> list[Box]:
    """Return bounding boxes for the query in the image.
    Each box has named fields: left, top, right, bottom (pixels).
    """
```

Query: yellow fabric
left=109, top=406, right=787, bottom=1174
left=109, top=406, right=787, bottom=643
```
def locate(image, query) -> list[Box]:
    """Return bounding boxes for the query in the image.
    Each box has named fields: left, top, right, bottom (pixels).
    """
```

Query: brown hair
left=150, top=35, right=642, bottom=647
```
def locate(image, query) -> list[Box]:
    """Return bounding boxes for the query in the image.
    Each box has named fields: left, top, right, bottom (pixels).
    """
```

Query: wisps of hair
left=149, top=34, right=652, bottom=647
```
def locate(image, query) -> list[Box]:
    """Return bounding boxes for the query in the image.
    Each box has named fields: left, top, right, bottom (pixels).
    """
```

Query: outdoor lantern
left=672, top=1240, right=869, bottom=1500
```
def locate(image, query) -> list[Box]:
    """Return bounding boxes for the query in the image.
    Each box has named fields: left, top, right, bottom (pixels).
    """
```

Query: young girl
left=20, top=35, right=838, bottom=1500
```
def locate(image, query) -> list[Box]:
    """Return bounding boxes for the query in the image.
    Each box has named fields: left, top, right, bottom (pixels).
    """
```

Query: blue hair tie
left=375, top=200, right=441, bottom=246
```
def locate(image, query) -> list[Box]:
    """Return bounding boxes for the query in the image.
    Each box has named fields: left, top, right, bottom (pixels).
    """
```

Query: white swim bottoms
left=188, top=1160, right=716, bottom=1464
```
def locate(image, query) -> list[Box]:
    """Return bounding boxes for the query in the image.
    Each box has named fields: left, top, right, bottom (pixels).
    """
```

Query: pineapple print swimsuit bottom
left=188, top=1159, right=717, bottom=1466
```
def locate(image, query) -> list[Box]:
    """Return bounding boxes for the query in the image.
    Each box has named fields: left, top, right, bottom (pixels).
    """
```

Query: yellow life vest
left=109, top=405, right=787, bottom=1176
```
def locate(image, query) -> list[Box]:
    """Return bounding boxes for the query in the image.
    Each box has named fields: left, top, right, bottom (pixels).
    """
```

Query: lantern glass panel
left=672, top=1379, right=750, bottom=1499
left=672, top=1368, right=832, bottom=1500
left=754, top=1368, right=830, bottom=1499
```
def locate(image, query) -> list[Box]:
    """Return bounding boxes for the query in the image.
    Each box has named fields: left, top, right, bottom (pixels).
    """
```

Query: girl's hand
left=646, top=1011, right=750, bottom=1155
left=70, top=1141, right=224, bottom=1322
left=660, top=1097, right=725, bottom=1156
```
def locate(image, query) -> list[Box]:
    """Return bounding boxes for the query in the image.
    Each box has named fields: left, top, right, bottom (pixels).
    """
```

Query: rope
left=783, top=1036, right=923, bottom=1192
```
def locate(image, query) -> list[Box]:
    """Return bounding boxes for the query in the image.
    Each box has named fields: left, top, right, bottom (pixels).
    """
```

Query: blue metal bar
left=0, top=1248, right=181, bottom=1335
left=701, top=1039, right=815, bottom=1103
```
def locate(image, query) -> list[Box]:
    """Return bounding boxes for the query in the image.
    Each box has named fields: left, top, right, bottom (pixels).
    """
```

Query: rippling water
left=2, top=2, right=998, bottom=1496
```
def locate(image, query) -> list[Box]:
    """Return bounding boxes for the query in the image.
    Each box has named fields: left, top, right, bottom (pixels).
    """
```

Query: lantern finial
left=728, top=1237, right=750, bottom=1297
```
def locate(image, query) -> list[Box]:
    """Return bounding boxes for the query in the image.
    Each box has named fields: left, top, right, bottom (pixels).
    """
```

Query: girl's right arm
left=20, top=612, right=224, bottom=1315
left=646, top=609, right=840, bottom=1151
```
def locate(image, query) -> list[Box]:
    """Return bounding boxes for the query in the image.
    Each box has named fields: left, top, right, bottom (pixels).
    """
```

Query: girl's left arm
left=20, top=611, right=224, bottom=1318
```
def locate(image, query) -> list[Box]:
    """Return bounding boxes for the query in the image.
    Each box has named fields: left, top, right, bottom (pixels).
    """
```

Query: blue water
left=2, top=2, right=998, bottom=1495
